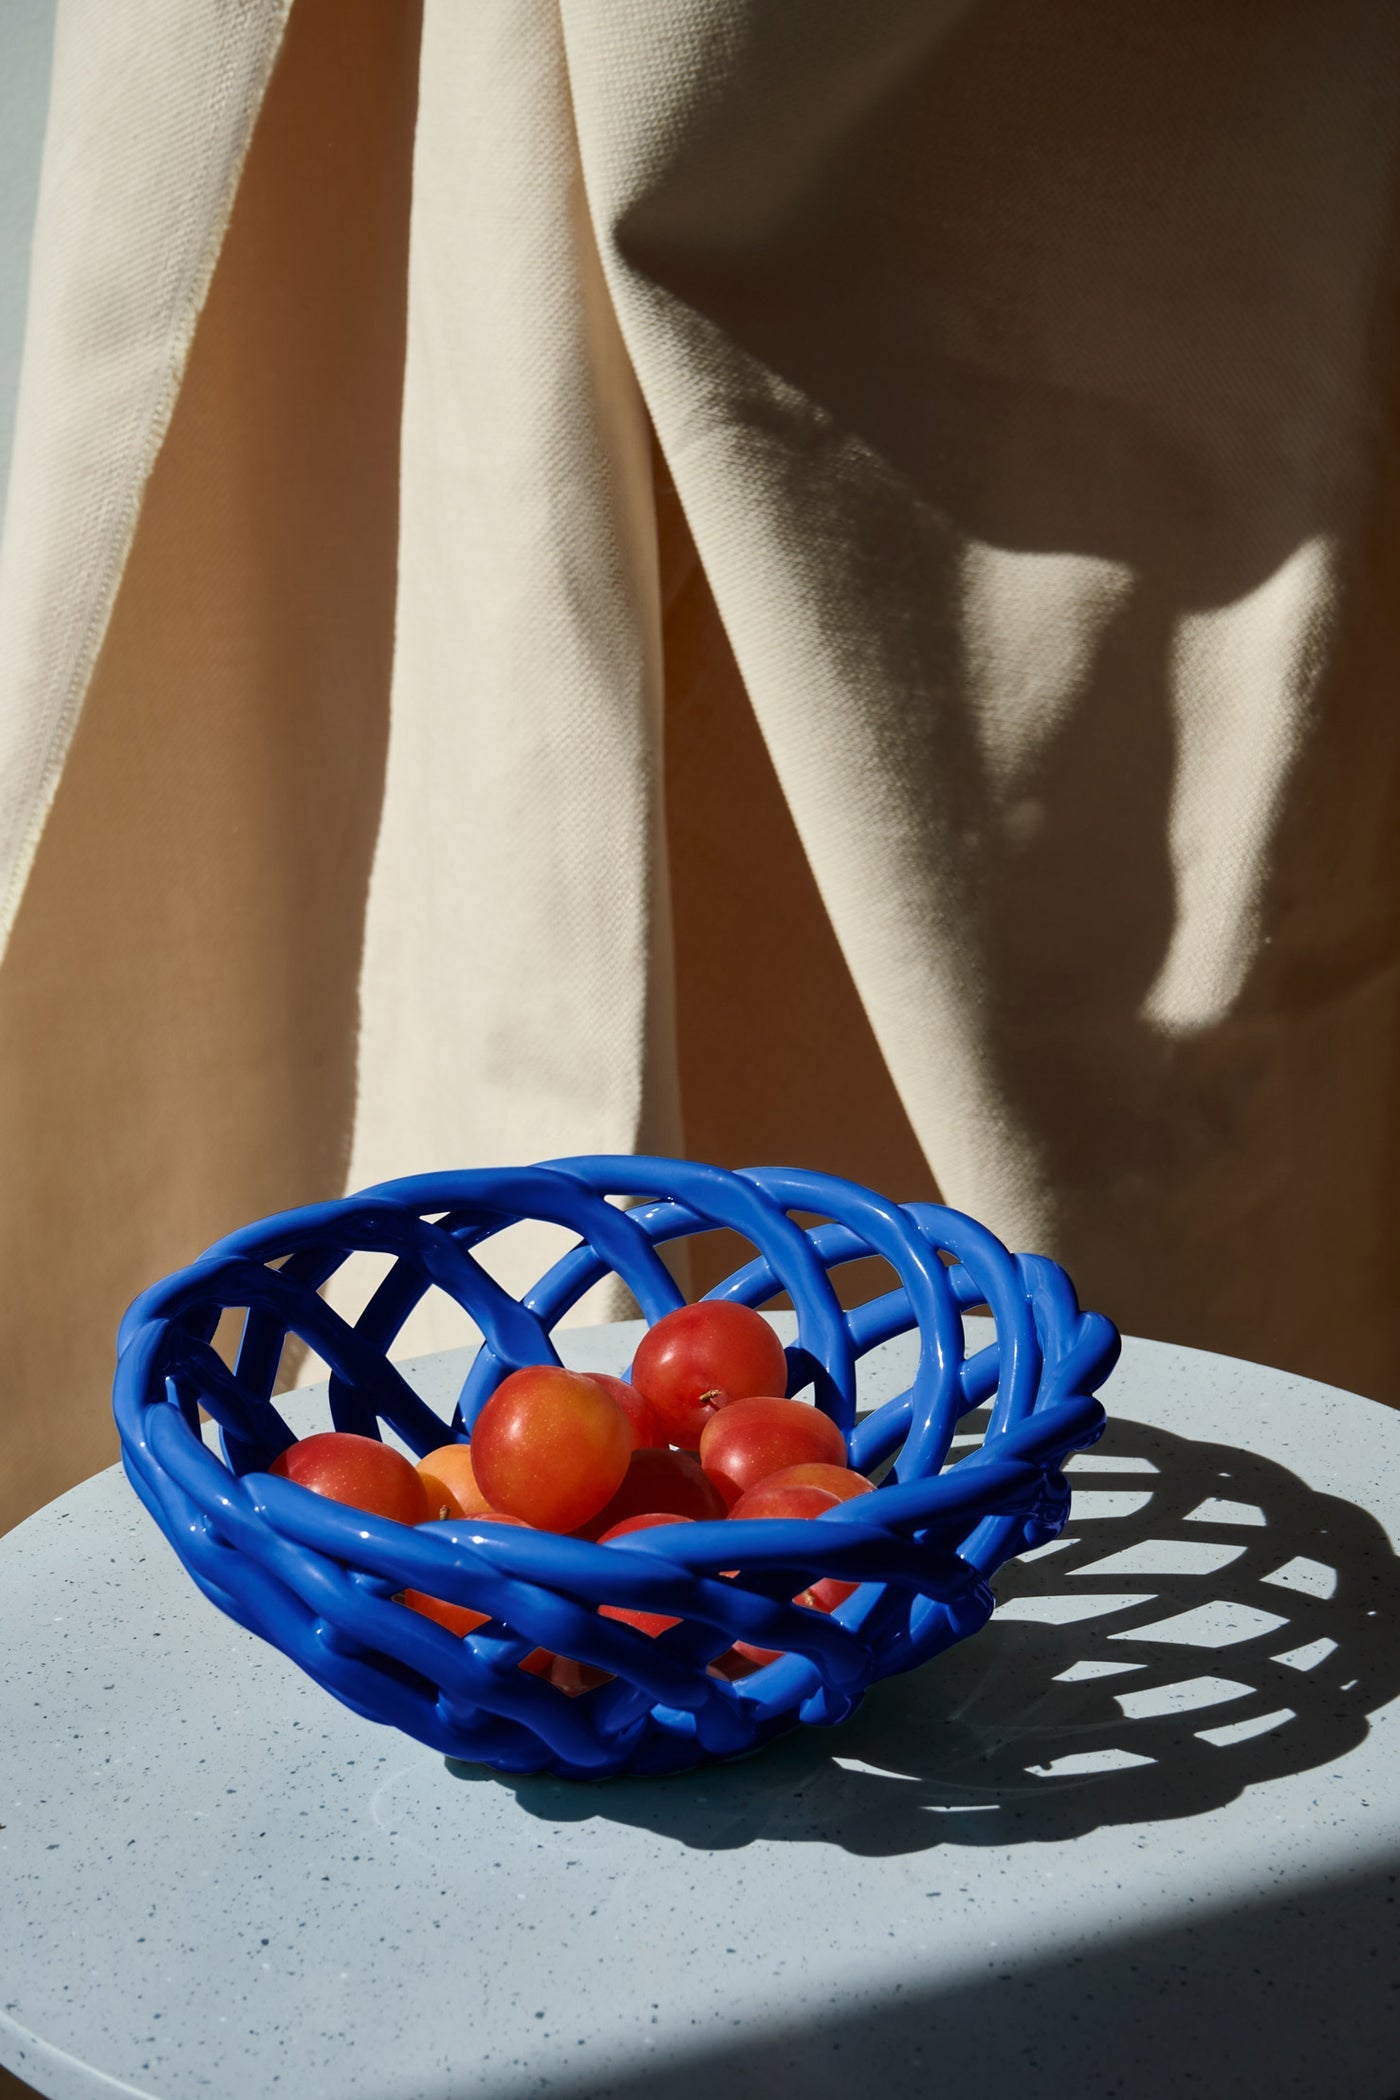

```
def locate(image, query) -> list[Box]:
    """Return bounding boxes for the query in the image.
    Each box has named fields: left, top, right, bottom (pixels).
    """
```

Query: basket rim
left=112, top=1156, right=1119, bottom=1774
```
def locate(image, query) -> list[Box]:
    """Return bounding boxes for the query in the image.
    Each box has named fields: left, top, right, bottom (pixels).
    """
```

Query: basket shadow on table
left=451, top=1411, right=1400, bottom=1857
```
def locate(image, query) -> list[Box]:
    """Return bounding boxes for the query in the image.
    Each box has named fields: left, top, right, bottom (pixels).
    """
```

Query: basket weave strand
left=113, top=1157, right=1119, bottom=1778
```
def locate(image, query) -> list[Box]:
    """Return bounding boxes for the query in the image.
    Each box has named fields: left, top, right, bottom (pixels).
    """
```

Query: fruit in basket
left=598, top=1512, right=690, bottom=1635
left=728, top=1478, right=842, bottom=1523
left=471, top=1366, right=632, bottom=1532
left=522, top=1513, right=694, bottom=1687
left=402, top=1592, right=490, bottom=1637
left=708, top=1645, right=762, bottom=1680
left=400, top=1512, right=533, bottom=1635
left=698, top=1395, right=848, bottom=1507
left=521, top=1649, right=614, bottom=1696
left=630, top=1301, right=789, bottom=1444
left=709, top=1471, right=871, bottom=1675
left=574, top=1447, right=727, bottom=1536
left=273, top=1359, right=868, bottom=1681
left=268, top=1431, right=431, bottom=1525
left=728, top=1471, right=869, bottom=1612
left=416, top=1442, right=495, bottom=1520
left=586, top=1371, right=667, bottom=1449
left=754, top=1461, right=873, bottom=1504
left=724, top=1479, right=851, bottom=1666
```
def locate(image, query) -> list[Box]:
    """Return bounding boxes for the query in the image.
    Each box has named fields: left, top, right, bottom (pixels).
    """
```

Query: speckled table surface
left=3, top=1323, right=1399, bottom=2100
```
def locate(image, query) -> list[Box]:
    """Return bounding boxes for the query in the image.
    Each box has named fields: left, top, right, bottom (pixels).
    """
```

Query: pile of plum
left=267, top=1301, right=873, bottom=1688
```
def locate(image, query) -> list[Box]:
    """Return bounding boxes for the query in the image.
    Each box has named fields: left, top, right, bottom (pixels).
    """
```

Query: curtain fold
left=0, top=0, right=293, bottom=948
left=346, top=0, right=681, bottom=1337
left=558, top=0, right=1400, bottom=1392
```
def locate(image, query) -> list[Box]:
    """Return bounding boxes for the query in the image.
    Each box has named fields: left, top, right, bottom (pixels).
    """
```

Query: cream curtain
left=3, top=0, right=1400, bottom=1536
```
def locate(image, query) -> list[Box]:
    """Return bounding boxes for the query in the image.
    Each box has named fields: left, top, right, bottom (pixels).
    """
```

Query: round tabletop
left=3, top=1322, right=1399, bottom=2100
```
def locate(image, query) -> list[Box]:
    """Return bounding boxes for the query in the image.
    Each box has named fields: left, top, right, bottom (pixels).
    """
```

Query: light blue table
left=3, top=1323, right=1399, bottom=2099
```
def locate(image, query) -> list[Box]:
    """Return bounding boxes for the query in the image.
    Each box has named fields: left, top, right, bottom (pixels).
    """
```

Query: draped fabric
left=3, top=0, right=1400, bottom=1535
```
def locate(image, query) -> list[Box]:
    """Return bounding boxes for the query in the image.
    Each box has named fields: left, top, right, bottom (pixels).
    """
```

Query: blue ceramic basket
left=113, top=1157, right=1119, bottom=1779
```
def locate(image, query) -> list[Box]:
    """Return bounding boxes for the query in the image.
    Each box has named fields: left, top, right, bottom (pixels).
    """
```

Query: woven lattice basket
left=113, top=1157, right=1119, bottom=1779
